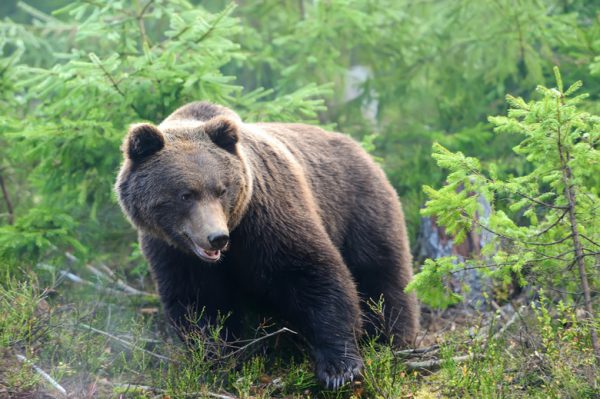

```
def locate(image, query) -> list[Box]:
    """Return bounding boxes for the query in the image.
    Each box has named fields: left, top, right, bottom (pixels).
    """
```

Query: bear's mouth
left=193, top=245, right=221, bottom=262
left=183, top=234, right=221, bottom=262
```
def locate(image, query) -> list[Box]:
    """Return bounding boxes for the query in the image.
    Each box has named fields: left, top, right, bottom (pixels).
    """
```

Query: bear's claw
left=316, top=355, right=363, bottom=390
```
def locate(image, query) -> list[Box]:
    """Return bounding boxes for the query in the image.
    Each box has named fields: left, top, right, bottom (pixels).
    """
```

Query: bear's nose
left=208, top=233, right=229, bottom=250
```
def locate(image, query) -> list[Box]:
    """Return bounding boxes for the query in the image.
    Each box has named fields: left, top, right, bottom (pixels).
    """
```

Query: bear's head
left=115, top=115, right=253, bottom=263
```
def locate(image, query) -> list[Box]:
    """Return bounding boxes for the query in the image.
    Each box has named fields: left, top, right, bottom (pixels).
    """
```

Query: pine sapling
left=408, top=67, right=600, bottom=372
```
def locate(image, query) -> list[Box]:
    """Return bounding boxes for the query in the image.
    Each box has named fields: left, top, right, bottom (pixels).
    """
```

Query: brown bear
left=115, top=102, right=419, bottom=390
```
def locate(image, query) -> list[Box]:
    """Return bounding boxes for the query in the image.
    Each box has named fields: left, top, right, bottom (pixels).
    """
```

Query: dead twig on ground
left=223, top=327, right=298, bottom=359
left=64, top=252, right=157, bottom=298
left=79, top=323, right=174, bottom=363
left=86, top=263, right=156, bottom=297
left=395, top=344, right=440, bottom=357
left=16, top=354, right=67, bottom=397
left=38, top=263, right=129, bottom=296
left=100, top=381, right=238, bottom=399
left=39, top=260, right=157, bottom=298
left=405, top=354, right=474, bottom=371
left=492, top=305, right=526, bottom=341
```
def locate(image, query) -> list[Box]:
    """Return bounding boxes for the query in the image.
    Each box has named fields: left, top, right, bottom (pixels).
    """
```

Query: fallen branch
left=492, top=305, right=525, bottom=341
left=491, top=300, right=508, bottom=321
left=64, top=252, right=157, bottom=298
left=79, top=323, right=174, bottom=363
left=38, top=261, right=156, bottom=298
left=102, top=381, right=238, bottom=399
left=395, top=344, right=439, bottom=357
left=405, top=354, right=473, bottom=371
left=471, top=303, right=523, bottom=344
left=86, top=263, right=156, bottom=297
left=223, top=327, right=297, bottom=359
left=38, top=263, right=127, bottom=296
left=16, top=354, right=67, bottom=397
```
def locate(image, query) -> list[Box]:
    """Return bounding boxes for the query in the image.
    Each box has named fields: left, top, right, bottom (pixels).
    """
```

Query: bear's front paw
left=315, top=351, right=364, bottom=390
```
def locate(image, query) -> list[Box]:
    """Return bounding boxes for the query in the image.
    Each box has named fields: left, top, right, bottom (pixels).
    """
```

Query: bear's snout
left=208, top=232, right=229, bottom=250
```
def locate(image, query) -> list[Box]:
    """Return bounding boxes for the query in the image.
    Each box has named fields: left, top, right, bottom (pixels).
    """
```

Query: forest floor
left=1, top=258, right=598, bottom=398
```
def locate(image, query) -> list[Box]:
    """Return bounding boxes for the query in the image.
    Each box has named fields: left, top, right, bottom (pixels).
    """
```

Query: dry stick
left=405, top=354, right=473, bottom=371
left=64, top=252, right=157, bottom=298
left=0, top=171, right=14, bottom=224
left=79, top=323, right=174, bottom=363
left=38, top=263, right=128, bottom=296
left=395, top=344, right=440, bottom=357
left=492, top=305, right=525, bottom=341
left=555, top=95, right=600, bottom=368
left=474, top=303, right=525, bottom=343
left=86, top=263, right=156, bottom=297
left=491, top=300, right=508, bottom=321
left=104, top=382, right=238, bottom=399
left=223, top=327, right=297, bottom=359
left=15, top=354, right=67, bottom=397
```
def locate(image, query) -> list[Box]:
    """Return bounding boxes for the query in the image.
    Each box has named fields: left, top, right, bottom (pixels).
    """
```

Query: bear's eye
left=180, top=192, right=193, bottom=201
left=217, top=187, right=227, bottom=197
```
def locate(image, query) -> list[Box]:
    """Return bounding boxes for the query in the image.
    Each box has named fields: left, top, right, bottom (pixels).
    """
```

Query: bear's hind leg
left=352, top=265, right=419, bottom=347
left=343, top=229, right=419, bottom=347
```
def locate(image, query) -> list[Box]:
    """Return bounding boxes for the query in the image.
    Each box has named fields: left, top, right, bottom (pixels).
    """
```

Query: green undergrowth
left=1, top=267, right=599, bottom=398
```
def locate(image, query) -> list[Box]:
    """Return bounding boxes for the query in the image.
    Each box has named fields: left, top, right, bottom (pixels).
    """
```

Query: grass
left=1, top=264, right=599, bottom=398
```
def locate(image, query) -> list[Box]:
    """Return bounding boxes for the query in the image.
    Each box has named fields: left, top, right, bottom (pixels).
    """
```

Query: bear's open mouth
left=193, top=245, right=221, bottom=262
left=183, top=234, right=221, bottom=262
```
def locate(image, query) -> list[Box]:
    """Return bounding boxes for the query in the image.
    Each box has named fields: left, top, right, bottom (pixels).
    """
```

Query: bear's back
left=243, top=122, right=395, bottom=247
left=164, top=101, right=241, bottom=123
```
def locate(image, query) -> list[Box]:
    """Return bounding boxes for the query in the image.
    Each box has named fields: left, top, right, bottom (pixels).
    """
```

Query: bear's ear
left=204, top=116, right=239, bottom=153
left=124, top=123, right=165, bottom=162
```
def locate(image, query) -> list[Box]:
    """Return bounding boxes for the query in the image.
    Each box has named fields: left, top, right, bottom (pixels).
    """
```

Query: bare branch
left=86, top=263, right=156, bottom=297
left=474, top=219, right=573, bottom=248
left=405, top=354, right=473, bottom=371
left=16, top=354, right=67, bottom=397
left=38, top=263, right=128, bottom=296
left=63, top=253, right=157, bottom=298
left=533, top=209, right=568, bottom=236
left=513, top=190, right=568, bottom=210
left=79, top=323, right=174, bottom=363
left=492, top=305, right=526, bottom=341
left=223, top=327, right=297, bottom=359
left=580, top=233, right=600, bottom=248
left=395, top=345, right=439, bottom=357
left=100, top=381, right=238, bottom=398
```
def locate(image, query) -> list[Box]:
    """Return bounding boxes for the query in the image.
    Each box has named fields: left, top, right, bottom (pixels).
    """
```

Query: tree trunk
left=0, top=171, right=14, bottom=225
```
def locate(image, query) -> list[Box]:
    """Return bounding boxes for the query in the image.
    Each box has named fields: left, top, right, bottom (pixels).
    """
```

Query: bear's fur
left=115, top=102, right=419, bottom=389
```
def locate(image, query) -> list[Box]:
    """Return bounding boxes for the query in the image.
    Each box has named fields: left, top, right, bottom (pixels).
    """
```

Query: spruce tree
left=409, top=67, right=600, bottom=367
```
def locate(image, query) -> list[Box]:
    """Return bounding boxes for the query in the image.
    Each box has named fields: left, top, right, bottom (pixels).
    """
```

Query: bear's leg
left=140, top=234, right=241, bottom=342
left=343, top=230, right=419, bottom=347
left=353, top=266, right=419, bottom=347
left=263, top=251, right=364, bottom=390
